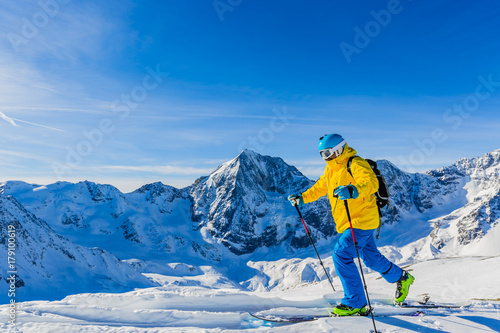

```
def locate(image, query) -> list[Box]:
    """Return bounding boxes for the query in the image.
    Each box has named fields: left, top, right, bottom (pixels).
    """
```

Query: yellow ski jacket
left=301, top=144, right=380, bottom=234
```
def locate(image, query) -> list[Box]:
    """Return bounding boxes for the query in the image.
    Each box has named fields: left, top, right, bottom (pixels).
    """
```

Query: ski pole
left=294, top=204, right=336, bottom=292
left=343, top=200, right=379, bottom=333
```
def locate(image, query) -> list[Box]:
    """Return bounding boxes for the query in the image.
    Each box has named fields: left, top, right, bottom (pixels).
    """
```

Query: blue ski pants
left=333, top=228, right=403, bottom=309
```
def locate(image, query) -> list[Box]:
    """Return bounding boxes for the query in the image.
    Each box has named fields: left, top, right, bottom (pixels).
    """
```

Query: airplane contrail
left=0, top=111, right=64, bottom=132
left=0, top=111, right=19, bottom=127
left=10, top=117, right=65, bottom=132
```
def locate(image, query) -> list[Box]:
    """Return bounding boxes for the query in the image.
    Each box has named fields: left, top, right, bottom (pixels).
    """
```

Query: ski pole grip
left=294, top=203, right=303, bottom=218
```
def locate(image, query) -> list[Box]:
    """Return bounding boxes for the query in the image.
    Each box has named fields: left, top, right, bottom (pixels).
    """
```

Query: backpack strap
left=346, top=155, right=359, bottom=178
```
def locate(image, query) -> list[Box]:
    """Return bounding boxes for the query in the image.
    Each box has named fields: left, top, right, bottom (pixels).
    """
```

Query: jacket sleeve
left=350, top=157, right=379, bottom=197
left=301, top=174, right=328, bottom=204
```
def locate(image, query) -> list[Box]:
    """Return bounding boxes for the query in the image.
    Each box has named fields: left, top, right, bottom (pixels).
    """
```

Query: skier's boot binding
left=395, top=270, right=414, bottom=304
left=330, top=304, right=370, bottom=316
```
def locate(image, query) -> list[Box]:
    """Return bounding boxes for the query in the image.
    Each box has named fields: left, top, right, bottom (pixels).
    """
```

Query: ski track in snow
left=2, top=256, right=500, bottom=333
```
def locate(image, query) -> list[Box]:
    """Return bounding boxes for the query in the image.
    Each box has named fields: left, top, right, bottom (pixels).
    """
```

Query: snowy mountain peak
left=216, top=149, right=265, bottom=173
left=135, top=181, right=167, bottom=193
left=132, top=182, right=176, bottom=197
left=188, top=150, right=333, bottom=255
left=238, top=148, right=261, bottom=158
left=429, top=149, right=500, bottom=178
left=199, top=149, right=302, bottom=193
left=132, top=181, right=183, bottom=202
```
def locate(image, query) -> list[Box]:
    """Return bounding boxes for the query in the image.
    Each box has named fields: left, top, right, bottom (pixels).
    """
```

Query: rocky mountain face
left=428, top=150, right=500, bottom=250
left=376, top=159, right=468, bottom=226
left=0, top=192, right=155, bottom=303
left=189, top=149, right=335, bottom=255
left=368, top=150, right=500, bottom=260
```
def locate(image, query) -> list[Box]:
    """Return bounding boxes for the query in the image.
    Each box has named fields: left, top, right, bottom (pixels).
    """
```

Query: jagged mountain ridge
left=0, top=180, right=225, bottom=263
left=2, top=149, right=500, bottom=264
left=428, top=149, right=500, bottom=252
left=189, top=149, right=335, bottom=254
left=375, top=159, right=468, bottom=225
left=1, top=150, right=335, bottom=262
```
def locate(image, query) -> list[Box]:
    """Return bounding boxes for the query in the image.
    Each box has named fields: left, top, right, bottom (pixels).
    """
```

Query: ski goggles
left=319, top=140, right=346, bottom=160
left=319, top=147, right=343, bottom=160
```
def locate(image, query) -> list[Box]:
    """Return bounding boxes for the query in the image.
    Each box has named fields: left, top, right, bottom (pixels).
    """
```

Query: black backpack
left=347, top=156, right=390, bottom=238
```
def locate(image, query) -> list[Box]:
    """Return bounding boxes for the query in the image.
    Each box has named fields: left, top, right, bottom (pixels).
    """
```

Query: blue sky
left=1, top=0, right=500, bottom=192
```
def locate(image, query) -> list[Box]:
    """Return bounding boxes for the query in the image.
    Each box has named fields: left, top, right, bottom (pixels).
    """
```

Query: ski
left=249, top=308, right=425, bottom=323
left=398, top=302, right=471, bottom=309
left=329, top=300, right=471, bottom=310
left=396, top=295, right=471, bottom=309
left=248, top=299, right=471, bottom=324
left=249, top=312, right=328, bottom=323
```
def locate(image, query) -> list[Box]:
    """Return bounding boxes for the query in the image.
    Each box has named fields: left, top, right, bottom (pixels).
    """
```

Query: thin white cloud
left=296, top=166, right=324, bottom=179
left=0, top=111, right=19, bottom=127
left=9, top=116, right=64, bottom=132
left=0, top=149, right=53, bottom=164
left=288, top=159, right=325, bottom=166
left=0, top=106, right=111, bottom=116
left=0, top=110, right=64, bottom=131
left=100, top=165, right=215, bottom=176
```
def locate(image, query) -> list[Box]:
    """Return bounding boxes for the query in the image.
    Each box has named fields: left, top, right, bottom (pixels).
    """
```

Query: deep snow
left=2, top=256, right=500, bottom=332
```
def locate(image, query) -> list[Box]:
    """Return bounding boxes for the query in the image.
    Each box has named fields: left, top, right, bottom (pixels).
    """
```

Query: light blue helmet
left=318, top=134, right=346, bottom=151
left=318, top=134, right=347, bottom=160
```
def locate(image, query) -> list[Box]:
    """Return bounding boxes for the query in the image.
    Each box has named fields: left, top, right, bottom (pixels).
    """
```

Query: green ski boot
left=395, top=271, right=414, bottom=304
left=330, top=304, right=370, bottom=316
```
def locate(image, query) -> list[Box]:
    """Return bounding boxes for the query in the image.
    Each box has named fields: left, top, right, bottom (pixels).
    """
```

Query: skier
left=288, top=134, right=414, bottom=316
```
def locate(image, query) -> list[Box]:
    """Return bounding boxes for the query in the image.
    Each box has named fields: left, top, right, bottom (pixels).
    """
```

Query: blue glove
left=288, top=193, right=304, bottom=208
left=334, top=185, right=359, bottom=200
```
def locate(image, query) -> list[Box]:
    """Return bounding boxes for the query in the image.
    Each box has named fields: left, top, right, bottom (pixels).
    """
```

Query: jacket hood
left=325, top=143, right=357, bottom=169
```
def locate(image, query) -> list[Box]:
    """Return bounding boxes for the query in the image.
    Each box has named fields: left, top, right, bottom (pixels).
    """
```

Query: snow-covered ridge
left=0, top=192, right=155, bottom=303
